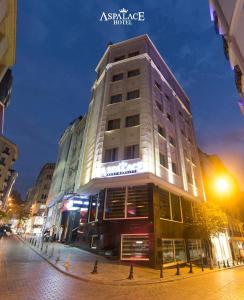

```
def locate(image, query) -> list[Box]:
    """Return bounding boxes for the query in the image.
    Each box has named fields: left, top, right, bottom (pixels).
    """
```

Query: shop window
left=124, top=144, right=139, bottom=160
left=159, top=188, right=171, bottom=220
left=188, top=239, right=202, bottom=260
left=112, top=73, right=123, bottom=82
left=104, top=148, right=118, bottom=162
left=110, top=94, right=122, bottom=104
left=125, top=114, right=140, bottom=127
left=162, top=239, right=186, bottom=263
left=89, top=195, right=99, bottom=222
left=128, top=69, right=140, bottom=78
left=107, top=119, right=120, bottom=131
left=159, top=153, right=168, bottom=168
left=121, top=234, right=149, bottom=260
left=127, top=89, right=140, bottom=101
left=105, top=188, right=126, bottom=219
left=127, top=185, right=148, bottom=218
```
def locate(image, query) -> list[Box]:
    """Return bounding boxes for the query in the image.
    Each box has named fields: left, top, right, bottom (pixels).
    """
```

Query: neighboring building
left=0, top=135, right=17, bottom=207
left=199, top=149, right=244, bottom=263
left=48, top=35, right=206, bottom=268
left=45, top=116, right=87, bottom=241
left=27, top=163, right=55, bottom=234
left=0, top=0, right=18, bottom=207
left=209, top=0, right=244, bottom=115
left=0, top=0, right=17, bottom=130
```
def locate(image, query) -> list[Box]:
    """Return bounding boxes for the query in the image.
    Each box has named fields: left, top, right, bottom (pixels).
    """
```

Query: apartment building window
left=156, top=101, right=163, bottom=113
left=165, top=94, right=170, bottom=101
left=105, top=185, right=149, bottom=220
left=104, top=148, right=118, bottom=162
left=179, top=110, right=183, bottom=117
left=169, top=136, right=175, bottom=146
left=46, top=174, right=52, bottom=180
left=167, top=113, right=173, bottom=122
left=127, top=89, right=140, bottom=101
left=110, top=94, right=122, bottom=104
left=107, top=119, right=120, bottom=131
left=125, top=114, right=140, bottom=127
left=128, top=51, right=140, bottom=57
left=114, top=55, right=125, bottom=62
left=155, top=81, right=162, bottom=91
left=128, top=69, right=140, bottom=78
left=124, top=145, right=139, bottom=160
left=181, top=198, right=193, bottom=223
left=159, top=188, right=182, bottom=222
left=121, top=234, right=149, bottom=261
left=159, top=153, right=168, bottom=168
left=162, top=239, right=186, bottom=263
left=158, top=125, right=166, bottom=138
left=112, top=73, right=123, bottom=81
left=172, top=162, right=177, bottom=174
left=187, top=172, right=193, bottom=184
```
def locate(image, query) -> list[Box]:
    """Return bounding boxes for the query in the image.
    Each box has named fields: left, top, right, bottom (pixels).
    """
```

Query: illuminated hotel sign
left=102, top=161, right=145, bottom=177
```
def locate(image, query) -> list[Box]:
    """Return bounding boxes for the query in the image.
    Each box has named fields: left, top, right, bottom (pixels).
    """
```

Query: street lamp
left=215, top=178, right=229, bottom=194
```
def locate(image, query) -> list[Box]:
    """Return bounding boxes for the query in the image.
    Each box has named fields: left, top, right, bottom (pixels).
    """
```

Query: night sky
left=5, top=0, right=244, bottom=197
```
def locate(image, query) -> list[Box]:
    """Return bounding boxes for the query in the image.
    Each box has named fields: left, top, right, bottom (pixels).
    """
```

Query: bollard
left=218, top=261, right=221, bottom=269
left=176, top=263, right=180, bottom=275
left=189, top=261, right=193, bottom=274
left=34, top=239, right=37, bottom=247
left=160, top=265, right=163, bottom=278
left=64, top=256, right=71, bottom=271
left=91, top=260, right=98, bottom=275
left=49, top=246, right=54, bottom=258
left=55, top=250, right=60, bottom=264
left=127, top=265, right=134, bottom=280
left=40, top=242, right=44, bottom=252
left=201, top=256, right=204, bottom=271
left=29, top=238, right=32, bottom=244
left=45, top=243, right=49, bottom=255
left=223, top=260, right=226, bottom=268
left=227, top=260, right=230, bottom=268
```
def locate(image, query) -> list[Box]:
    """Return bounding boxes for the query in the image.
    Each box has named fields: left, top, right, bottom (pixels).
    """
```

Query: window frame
left=124, top=144, right=140, bottom=160
left=125, top=114, right=140, bottom=128
left=110, top=93, right=122, bottom=104
left=112, top=73, right=124, bottom=82
left=126, top=89, right=140, bottom=101
left=103, top=147, right=119, bottom=163
left=127, top=69, right=140, bottom=78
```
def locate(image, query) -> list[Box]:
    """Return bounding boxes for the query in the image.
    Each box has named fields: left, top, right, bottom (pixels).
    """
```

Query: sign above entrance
left=101, top=161, right=145, bottom=177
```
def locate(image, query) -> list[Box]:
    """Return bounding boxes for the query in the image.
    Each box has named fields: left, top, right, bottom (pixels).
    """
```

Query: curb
left=17, top=235, right=244, bottom=286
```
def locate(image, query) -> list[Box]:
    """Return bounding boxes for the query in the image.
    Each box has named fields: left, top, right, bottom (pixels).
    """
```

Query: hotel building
left=47, top=35, right=205, bottom=267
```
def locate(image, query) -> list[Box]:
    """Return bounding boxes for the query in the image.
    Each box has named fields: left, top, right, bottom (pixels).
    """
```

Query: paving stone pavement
left=1, top=236, right=244, bottom=300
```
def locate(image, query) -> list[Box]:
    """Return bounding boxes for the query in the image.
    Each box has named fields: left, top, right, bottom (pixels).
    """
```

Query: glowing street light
left=215, top=178, right=229, bottom=193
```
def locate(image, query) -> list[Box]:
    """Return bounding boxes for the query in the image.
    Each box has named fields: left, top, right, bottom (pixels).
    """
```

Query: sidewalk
left=18, top=235, right=243, bottom=286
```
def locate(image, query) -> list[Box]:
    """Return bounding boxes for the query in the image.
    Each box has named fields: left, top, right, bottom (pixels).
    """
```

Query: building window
left=159, top=189, right=171, bottom=219
left=128, top=69, right=140, bottom=78
left=127, top=185, right=148, bottom=218
left=170, top=194, right=182, bottom=222
left=104, top=148, right=118, bottom=162
left=179, top=110, right=183, bottom=116
left=110, top=94, right=122, bottom=104
left=158, top=125, right=166, bottom=138
left=105, top=185, right=149, bottom=220
left=159, top=153, right=168, bottom=168
left=169, top=136, right=175, bottom=146
left=165, top=94, right=170, bottom=101
left=187, top=172, right=193, bottom=184
left=105, top=187, right=126, bottom=219
left=156, top=101, right=163, bottom=112
left=114, top=55, right=125, bottom=62
left=107, top=119, right=120, bottom=131
left=125, top=114, right=140, bottom=127
left=121, top=234, right=149, bottom=261
left=91, top=235, right=99, bottom=249
left=155, top=81, right=162, bottom=91
left=188, top=240, right=202, bottom=260
left=46, top=174, right=52, bottom=180
left=181, top=198, right=193, bottom=223
left=162, top=239, right=186, bottom=263
left=128, top=51, right=140, bottom=58
left=181, top=129, right=186, bottom=137
left=127, top=89, right=140, bottom=101
left=112, top=73, right=123, bottom=82
left=89, top=194, right=99, bottom=222
left=124, top=145, right=139, bottom=160
left=172, top=162, right=177, bottom=174
left=167, top=113, right=173, bottom=122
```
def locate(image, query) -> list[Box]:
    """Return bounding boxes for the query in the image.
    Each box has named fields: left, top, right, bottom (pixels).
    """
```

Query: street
left=1, top=236, right=244, bottom=300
